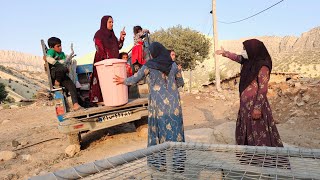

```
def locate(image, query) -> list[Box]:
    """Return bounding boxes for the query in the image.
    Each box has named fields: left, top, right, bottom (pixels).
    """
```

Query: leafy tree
left=150, top=25, right=211, bottom=70
left=0, top=83, right=8, bottom=103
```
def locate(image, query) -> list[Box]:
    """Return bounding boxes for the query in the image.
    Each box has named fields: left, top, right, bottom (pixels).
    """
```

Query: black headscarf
left=145, top=42, right=173, bottom=75
left=239, top=39, right=272, bottom=94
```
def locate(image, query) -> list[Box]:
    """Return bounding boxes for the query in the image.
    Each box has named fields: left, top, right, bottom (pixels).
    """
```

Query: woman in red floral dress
left=89, top=15, right=126, bottom=104
left=216, top=39, right=283, bottom=147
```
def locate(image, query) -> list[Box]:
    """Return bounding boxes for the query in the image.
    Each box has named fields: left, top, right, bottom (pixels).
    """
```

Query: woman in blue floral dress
left=114, top=42, right=185, bottom=171
left=114, top=42, right=185, bottom=146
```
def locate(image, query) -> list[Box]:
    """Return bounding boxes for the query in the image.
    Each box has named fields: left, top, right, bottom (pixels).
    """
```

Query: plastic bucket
left=94, top=59, right=128, bottom=106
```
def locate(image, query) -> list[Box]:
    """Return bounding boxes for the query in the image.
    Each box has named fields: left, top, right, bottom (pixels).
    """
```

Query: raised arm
left=222, top=51, right=243, bottom=64
left=215, top=47, right=243, bottom=64
left=119, top=28, right=126, bottom=49
left=118, top=38, right=124, bottom=50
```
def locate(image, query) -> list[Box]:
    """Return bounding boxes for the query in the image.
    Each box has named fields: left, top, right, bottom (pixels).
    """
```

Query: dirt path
left=0, top=104, right=148, bottom=179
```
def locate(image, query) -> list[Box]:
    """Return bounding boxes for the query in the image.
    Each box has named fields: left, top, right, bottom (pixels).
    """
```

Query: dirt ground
left=0, top=79, right=319, bottom=179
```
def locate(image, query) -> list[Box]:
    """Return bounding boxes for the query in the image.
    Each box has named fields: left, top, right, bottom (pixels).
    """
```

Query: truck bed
left=64, top=98, right=148, bottom=119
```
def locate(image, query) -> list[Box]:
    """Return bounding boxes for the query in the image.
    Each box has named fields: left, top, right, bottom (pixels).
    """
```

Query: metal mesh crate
left=30, top=142, right=320, bottom=180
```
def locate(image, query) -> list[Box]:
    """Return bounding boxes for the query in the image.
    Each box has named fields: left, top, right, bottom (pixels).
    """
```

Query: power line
left=201, top=10, right=213, bottom=35
left=207, top=25, right=212, bottom=36
left=216, top=0, right=285, bottom=24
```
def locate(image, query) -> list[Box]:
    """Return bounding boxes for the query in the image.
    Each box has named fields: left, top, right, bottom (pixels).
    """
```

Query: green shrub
left=0, top=83, right=8, bottom=102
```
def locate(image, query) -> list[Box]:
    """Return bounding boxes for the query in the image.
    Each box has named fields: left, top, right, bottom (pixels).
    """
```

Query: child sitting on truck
left=45, top=37, right=82, bottom=111
left=119, top=52, right=133, bottom=77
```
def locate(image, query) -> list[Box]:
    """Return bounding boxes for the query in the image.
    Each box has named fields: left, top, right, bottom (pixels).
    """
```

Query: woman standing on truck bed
left=89, top=15, right=126, bottom=105
left=114, top=42, right=185, bottom=146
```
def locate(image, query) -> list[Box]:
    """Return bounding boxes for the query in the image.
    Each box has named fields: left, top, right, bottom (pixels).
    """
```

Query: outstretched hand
left=113, top=75, right=125, bottom=85
left=215, top=46, right=226, bottom=56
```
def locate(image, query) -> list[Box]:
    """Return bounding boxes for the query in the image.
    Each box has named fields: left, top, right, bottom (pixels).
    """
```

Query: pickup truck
left=41, top=37, right=151, bottom=148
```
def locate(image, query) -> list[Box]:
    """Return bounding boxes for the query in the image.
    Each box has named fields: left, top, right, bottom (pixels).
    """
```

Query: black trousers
left=51, top=65, right=78, bottom=104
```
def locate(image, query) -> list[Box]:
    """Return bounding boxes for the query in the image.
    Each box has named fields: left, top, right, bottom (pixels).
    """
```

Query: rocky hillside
left=0, top=51, right=50, bottom=101
left=221, top=27, right=320, bottom=53
left=0, top=50, right=44, bottom=72
left=0, top=65, right=48, bottom=101
left=185, top=27, right=320, bottom=89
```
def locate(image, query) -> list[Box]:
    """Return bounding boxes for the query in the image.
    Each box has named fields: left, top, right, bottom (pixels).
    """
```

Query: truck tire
left=67, top=133, right=81, bottom=146
left=134, top=116, right=148, bottom=137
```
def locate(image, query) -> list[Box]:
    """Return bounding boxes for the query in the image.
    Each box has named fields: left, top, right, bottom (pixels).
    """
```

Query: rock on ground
left=65, top=144, right=80, bottom=157
left=185, top=122, right=236, bottom=145
left=0, top=151, right=17, bottom=161
left=212, top=122, right=236, bottom=145
left=11, top=140, right=20, bottom=147
left=21, top=154, right=32, bottom=161
left=10, top=105, right=19, bottom=109
left=1, top=120, right=10, bottom=125
left=20, top=140, right=28, bottom=146
left=137, top=127, right=148, bottom=138
left=185, top=128, right=215, bottom=144
left=302, top=94, right=310, bottom=103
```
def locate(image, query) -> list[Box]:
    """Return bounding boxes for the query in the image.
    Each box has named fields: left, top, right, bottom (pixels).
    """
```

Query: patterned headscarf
left=145, top=42, right=173, bottom=75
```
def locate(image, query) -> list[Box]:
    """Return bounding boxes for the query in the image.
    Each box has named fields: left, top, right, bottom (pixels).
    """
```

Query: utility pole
left=211, top=0, right=221, bottom=91
left=189, top=70, right=192, bottom=93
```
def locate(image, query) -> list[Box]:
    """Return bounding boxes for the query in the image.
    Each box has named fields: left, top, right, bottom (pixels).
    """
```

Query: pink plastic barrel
left=94, top=59, right=128, bottom=106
